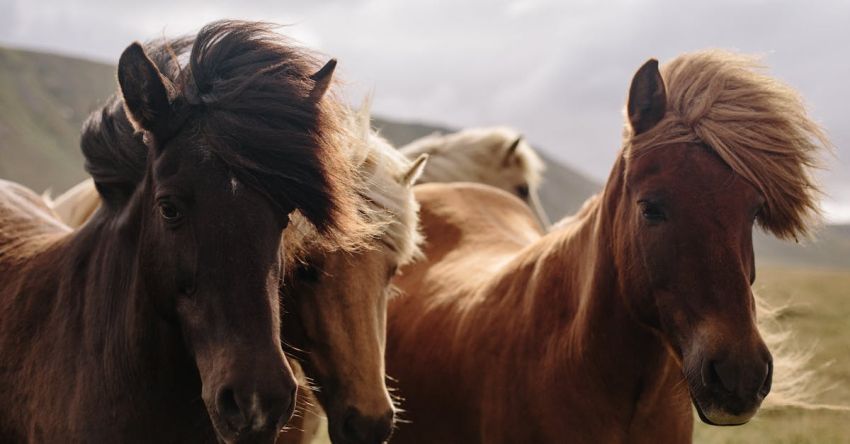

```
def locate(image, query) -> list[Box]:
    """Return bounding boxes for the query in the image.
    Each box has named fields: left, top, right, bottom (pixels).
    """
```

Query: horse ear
left=117, top=42, right=175, bottom=138
left=310, top=58, right=337, bottom=100
left=502, top=136, right=522, bottom=166
left=401, top=154, right=429, bottom=187
left=627, top=59, right=667, bottom=135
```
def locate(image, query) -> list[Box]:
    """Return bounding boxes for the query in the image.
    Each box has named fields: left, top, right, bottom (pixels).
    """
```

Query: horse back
left=0, top=178, right=68, bottom=236
left=386, top=183, right=543, bottom=443
left=412, top=182, right=542, bottom=270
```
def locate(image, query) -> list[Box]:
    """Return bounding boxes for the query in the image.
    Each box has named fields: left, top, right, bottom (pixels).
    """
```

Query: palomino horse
left=400, top=127, right=550, bottom=229
left=0, top=21, right=366, bottom=443
left=279, top=102, right=427, bottom=444
left=386, top=51, right=828, bottom=443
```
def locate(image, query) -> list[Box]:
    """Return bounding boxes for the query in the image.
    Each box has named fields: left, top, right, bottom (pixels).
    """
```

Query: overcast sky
left=2, top=0, right=848, bottom=222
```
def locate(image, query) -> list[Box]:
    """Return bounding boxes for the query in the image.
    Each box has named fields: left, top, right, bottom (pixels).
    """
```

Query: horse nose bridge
left=346, top=385, right=395, bottom=420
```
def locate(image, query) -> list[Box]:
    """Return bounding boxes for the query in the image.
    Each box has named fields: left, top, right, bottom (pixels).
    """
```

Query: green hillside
left=0, top=47, right=115, bottom=193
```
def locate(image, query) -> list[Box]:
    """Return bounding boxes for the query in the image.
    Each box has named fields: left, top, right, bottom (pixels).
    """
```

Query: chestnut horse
left=278, top=102, right=427, bottom=444
left=0, top=21, right=365, bottom=443
left=400, top=127, right=550, bottom=229
left=386, top=51, right=828, bottom=443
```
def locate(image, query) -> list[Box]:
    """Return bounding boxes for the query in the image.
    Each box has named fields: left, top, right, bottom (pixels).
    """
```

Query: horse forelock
left=625, top=50, right=830, bottom=240
left=284, top=102, right=422, bottom=270
left=82, top=21, right=369, bottom=249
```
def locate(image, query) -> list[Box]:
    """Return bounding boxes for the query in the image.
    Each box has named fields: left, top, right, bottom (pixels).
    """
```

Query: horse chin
left=206, top=412, right=238, bottom=444
left=692, top=397, right=758, bottom=426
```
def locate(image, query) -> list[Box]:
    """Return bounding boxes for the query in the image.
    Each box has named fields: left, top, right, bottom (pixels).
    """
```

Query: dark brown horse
left=0, top=21, right=363, bottom=443
left=386, top=51, right=828, bottom=443
left=39, top=56, right=415, bottom=444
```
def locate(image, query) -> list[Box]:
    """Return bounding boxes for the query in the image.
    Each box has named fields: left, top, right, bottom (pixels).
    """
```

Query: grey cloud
left=1, top=0, right=847, bottom=220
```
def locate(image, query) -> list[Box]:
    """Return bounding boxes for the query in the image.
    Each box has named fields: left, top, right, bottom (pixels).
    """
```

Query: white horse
left=399, top=127, right=551, bottom=229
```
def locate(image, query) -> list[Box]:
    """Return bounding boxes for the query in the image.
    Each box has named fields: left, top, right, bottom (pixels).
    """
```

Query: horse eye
left=159, top=202, right=182, bottom=222
left=639, top=201, right=666, bottom=222
left=515, top=184, right=530, bottom=199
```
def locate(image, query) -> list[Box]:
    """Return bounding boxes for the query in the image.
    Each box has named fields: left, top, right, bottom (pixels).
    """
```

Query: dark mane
left=81, top=96, right=146, bottom=190
left=82, top=20, right=362, bottom=237
left=81, top=38, right=192, bottom=188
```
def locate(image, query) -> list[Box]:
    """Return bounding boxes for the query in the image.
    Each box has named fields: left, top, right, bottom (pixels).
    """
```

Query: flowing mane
left=285, top=99, right=422, bottom=269
left=628, top=50, right=829, bottom=239
left=82, top=21, right=369, bottom=246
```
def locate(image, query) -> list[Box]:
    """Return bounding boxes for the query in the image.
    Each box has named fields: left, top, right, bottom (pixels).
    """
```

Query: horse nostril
left=216, top=387, right=247, bottom=432
left=378, top=409, right=395, bottom=441
left=701, top=360, right=720, bottom=388
left=760, top=358, right=774, bottom=397
left=707, top=360, right=736, bottom=393
left=343, top=410, right=362, bottom=441
left=342, top=408, right=394, bottom=443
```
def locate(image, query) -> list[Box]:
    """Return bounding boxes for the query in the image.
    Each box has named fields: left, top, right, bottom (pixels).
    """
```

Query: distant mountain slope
left=755, top=225, right=850, bottom=269
left=0, top=47, right=115, bottom=192
left=1, top=46, right=847, bottom=269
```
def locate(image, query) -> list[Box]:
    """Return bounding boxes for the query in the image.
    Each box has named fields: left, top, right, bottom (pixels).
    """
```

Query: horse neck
left=474, top=156, right=675, bottom=404
left=51, top=188, right=186, bottom=383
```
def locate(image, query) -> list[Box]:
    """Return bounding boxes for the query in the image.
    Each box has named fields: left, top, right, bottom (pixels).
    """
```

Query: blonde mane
left=400, top=127, right=544, bottom=189
left=628, top=50, right=830, bottom=240
left=284, top=100, right=422, bottom=270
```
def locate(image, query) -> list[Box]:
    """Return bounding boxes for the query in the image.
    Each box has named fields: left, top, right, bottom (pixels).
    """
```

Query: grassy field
left=694, top=266, right=850, bottom=444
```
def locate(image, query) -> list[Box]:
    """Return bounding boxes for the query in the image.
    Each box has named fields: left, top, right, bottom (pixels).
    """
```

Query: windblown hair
left=627, top=50, right=830, bottom=240
left=80, top=38, right=192, bottom=187
left=81, top=96, right=146, bottom=188
left=400, top=127, right=544, bottom=189
left=82, top=20, right=368, bottom=245
left=285, top=99, right=422, bottom=269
